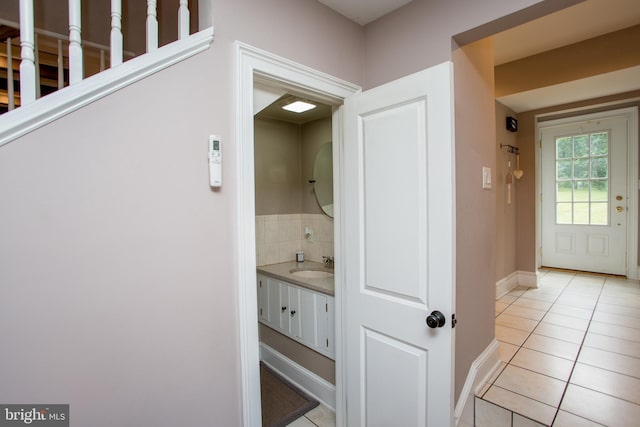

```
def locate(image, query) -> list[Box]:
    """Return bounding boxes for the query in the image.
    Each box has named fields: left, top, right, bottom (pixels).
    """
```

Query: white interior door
left=540, top=114, right=629, bottom=275
left=343, top=62, right=455, bottom=426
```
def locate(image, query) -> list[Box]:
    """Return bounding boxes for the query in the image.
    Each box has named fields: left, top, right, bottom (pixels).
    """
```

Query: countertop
left=257, top=260, right=334, bottom=296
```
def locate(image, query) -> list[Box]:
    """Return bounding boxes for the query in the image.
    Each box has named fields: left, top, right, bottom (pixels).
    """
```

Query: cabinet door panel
left=316, top=294, right=329, bottom=354
left=266, top=278, right=281, bottom=328
left=299, top=287, right=318, bottom=347
left=289, top=287, right=301, bottom=338
left=326, top=296, right=335, bottom=358
left=257, top=275, right=268, bottom=322
left=277, top=282, right=290, bottom=333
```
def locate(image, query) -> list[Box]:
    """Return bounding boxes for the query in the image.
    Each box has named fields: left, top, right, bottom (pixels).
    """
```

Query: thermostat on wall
left=209, top=135, right=222, bottom=187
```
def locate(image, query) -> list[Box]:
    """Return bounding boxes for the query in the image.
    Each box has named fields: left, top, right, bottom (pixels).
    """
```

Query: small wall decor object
left=506, top=161, right=513, bottom=204
left=513, top=154, right=524, bottom=180
left=506, top=116, right=518, bottom=132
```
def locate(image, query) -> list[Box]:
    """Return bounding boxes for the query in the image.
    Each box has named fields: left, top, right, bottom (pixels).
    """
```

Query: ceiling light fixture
left=282, top=100, right=317, bottom=113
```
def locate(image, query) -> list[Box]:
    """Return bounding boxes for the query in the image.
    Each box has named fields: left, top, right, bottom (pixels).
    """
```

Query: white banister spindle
left=110, top=0, right=123, bottom=67
left=57, top=39, right=64, bottom=89
left=178, top=0, right=190, bottom=40
left=68, top=0, right=83, bottom=85
left=19, top=0, right=36, bottom=105
left=100, top=50, right=106, bottom=71
left=146, top=0, right=158, bottom=52
left=34, top=33, right=41, bottom=99
left=7, top=38, right=15, bottom=110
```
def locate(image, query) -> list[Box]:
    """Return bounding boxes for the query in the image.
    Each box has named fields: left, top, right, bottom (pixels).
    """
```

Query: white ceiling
left=318, top=0, right=640, bottom=112
left=316, top=0, right=413, bottom=25
left=496, top=65, right=640, bottom=112
left=493, top=0, right=640, bottom=65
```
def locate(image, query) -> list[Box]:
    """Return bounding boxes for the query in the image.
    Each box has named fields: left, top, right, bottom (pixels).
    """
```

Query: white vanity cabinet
left=257, top=274, right=335, bottom=360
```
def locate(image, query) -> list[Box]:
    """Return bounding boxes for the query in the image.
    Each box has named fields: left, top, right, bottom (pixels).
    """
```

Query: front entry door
left=540, top=113, right=630, bottom=275
left=343, top=63, right=455, bottom=426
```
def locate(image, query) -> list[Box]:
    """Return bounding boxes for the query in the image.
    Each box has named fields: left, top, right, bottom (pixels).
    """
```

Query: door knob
left=616, top=206, right=624, bottom=212
left=426, top=311, right=446, bottom=328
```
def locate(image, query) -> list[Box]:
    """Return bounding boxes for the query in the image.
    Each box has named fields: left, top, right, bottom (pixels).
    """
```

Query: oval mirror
left=313, top=142, right=333, bottom=217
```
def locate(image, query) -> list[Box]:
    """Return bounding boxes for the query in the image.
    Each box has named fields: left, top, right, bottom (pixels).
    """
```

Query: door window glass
left=555, top=132, right=609, bottom=225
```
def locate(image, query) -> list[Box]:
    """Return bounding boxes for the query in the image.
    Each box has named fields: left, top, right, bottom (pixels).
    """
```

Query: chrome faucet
left=323, top=256, right=334, bottom=268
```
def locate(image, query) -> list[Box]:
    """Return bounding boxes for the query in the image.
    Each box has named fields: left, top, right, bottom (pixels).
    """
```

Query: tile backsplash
left=256, top=214, right=333, bottom=266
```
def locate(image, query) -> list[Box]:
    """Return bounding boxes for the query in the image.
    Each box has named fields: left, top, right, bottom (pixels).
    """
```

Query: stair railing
left=11, top=0, right=191, bottom=110
left=0, top=0, right=213, bottom=147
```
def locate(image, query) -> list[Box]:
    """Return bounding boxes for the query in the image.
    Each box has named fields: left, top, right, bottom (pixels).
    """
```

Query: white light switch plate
left=482, top=167, right=492, bottom=189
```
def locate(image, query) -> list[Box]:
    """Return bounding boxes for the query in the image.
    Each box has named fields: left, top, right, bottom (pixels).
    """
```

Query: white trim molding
left=517, top=270, right=539, bottom=288
left=235, top=41, right=359, bottom=427
left=496, top=271, right=519, bottom=298
left=260, top=343, right=336, bottom=410
left=496, top=270, right=539, bottom=298
left=454, top=339, right=501, bottom=426
left=0, top=27, right=214, bottom=147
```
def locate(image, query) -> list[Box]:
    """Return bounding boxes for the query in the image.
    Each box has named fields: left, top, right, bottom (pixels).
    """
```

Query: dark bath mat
left=260, top=361, right=319, bottom=427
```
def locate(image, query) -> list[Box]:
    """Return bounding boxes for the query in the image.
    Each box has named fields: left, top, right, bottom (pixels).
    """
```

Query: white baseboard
left=454, top=340, right=501, bottom=426
left=518, top=270, right=539, bottom=288
left=260, top=342, right=336, bottom=411
left=496, top=271, right=519, bottom=298
left=496, top=270, right=539, bottom=298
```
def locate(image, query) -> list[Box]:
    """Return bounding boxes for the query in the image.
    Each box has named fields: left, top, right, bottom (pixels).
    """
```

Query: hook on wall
left=500, top=144, right=520, bottom=155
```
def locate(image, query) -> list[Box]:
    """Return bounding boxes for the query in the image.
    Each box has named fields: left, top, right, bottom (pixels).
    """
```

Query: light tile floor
left=286, top=404, right=336, bottom=427
left=477, top=269, right=640, bottom=427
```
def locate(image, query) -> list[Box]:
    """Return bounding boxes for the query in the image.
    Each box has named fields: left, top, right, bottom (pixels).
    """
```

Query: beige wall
left=452, top=38, right=498, bottom=401
left=495, top=102, right=519, bottom=281
left=496, top=25, right=640, bottom=97
left=363, top=0, right=584, bottom=89
left=516, top=90, right=640, bottom=272
left=0, top=1, right=363, bottom=425
left=254, top=119, right=302, bottom=215
left=254, top=117, right=332, bottom=216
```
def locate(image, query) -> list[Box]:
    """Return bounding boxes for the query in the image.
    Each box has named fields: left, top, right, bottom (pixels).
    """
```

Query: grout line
left=549, top=273, right=606, bottom=426
left=489, top=278, right=574, bottom=426
left=582, top=335, right=640, bottom=350
left=574, top=358, right=640, bottom=381
left=493, top=271, right=640, bottom=426
left=482, top=384, right=557, bottom=425
left=304, top=415, right=321, bottom=427
left=567, top=381, right=640, bottom=407
left=557, top=408, right=606, bottom=427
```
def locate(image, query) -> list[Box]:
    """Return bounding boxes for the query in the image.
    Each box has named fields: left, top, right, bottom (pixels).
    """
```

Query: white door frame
left=536, top=106, right=639, bottom=279
left=234, top=41, right=359, bottom=427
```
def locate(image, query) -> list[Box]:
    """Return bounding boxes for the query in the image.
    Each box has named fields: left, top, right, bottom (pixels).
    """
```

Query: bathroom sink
left=289, top=268, right=334, bottom=279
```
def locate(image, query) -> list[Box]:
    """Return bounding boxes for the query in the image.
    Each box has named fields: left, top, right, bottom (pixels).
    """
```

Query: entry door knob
left=426, top=311, right=446, bottom=328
